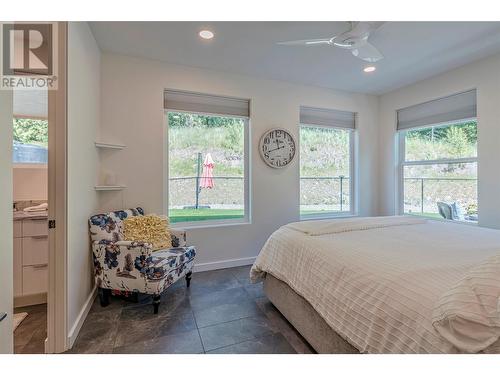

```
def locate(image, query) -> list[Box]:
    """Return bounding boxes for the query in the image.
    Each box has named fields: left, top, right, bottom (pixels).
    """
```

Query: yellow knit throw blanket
left=123, top=214, right=171, bottom=251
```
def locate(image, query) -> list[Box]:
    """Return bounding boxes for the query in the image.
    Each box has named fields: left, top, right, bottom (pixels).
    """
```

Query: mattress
left=251, top=216, right=500, bottom=353
left=264, top=274, right=359, bottom=353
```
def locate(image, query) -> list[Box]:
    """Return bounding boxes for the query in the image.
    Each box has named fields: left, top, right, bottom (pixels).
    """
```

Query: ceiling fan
left=277, top=22, right=385, bottom=63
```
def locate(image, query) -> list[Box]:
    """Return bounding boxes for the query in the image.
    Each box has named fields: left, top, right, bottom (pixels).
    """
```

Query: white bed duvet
left=250, top=216, right=500, bottom=353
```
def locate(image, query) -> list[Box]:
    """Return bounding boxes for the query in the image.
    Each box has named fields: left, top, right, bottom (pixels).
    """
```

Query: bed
left=250, top=216, right=500, bottom=354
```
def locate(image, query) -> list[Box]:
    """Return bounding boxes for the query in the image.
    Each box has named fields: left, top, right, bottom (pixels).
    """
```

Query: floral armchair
left=89, top=207, right=196, bottom=313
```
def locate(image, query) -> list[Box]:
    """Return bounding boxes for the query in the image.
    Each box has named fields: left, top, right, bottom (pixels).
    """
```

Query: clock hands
left=267, top=146, right=283, bottom=153
left=267, top=139, right=284, bottom=153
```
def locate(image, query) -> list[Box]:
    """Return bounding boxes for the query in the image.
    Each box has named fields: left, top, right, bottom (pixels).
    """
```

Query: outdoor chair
left=437, top=202, right=453, bottom=220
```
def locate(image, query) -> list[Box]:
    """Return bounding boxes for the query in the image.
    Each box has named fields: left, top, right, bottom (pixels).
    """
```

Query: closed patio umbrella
left=200, top=153, right=215, bottom=189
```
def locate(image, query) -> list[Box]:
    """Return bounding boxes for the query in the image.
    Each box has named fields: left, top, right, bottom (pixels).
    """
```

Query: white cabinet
left=13, top=238, right=22, bottom=297
left=14, top=217, right=49, bottom=306
left=23, top=218, right=48, bottom=237
left=14, top=221, right=22, bottom=238
left=23, top=265, right=49, bottom=295
left=22, top=236, right=49, bottom=265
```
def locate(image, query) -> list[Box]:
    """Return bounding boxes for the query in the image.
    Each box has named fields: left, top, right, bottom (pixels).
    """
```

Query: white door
left=0, top=86, right=14, bottom=353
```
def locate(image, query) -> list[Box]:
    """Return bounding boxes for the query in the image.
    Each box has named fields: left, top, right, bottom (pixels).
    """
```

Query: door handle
left=0, top=312, right=6, bottom=322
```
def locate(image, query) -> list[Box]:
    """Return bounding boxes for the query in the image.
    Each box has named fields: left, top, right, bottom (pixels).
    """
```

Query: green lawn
left=169, top=208, right=244, bottom=223
left=407, top=212, right=443, bottom=219
left=169, top=209, right=446, bottom=224
left=300, top=210, right=349, bottom=217
left=170, top=208, right=348, bottom=223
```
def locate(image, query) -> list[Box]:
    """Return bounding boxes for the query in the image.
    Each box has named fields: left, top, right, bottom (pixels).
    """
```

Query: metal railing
left=169, top=175, right=245, bottom=209
left=300, top=176, right=349, bottom=211
left=404, top=177, right=477, bottom=213
left=169, top=175, right=350, bottom=210
left=169, top=175, right=477, bottom=215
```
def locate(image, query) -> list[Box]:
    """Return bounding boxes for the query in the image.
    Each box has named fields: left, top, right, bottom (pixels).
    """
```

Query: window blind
left=299, top=106, right=356, bottom=129
left=164, top=89, right=250, bottom=118
left=397, top=89, right=477, bottom=131
left=13, top=89, right=48, bottom=119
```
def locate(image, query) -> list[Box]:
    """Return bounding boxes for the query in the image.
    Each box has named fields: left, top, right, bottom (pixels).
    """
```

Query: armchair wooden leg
left=185, top=271, right=192, bottom=288
left=152, top=294, right=161, bottom=314
left=98, top=288, right=110, bottom=307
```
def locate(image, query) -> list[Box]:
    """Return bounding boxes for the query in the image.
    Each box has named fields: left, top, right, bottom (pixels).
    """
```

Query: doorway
left=0, top=22, right=68, bottom=354
left=12, top=88, right=49, bottom=353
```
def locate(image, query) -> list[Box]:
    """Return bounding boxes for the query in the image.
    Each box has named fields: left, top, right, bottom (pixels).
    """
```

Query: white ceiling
left=89, top=22, right=500, bottom=95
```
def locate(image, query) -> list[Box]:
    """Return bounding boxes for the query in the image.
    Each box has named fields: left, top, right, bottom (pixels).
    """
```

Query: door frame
left=46, top=21, right=68, bottom=354
left=0, top=31, right=14, bottom=353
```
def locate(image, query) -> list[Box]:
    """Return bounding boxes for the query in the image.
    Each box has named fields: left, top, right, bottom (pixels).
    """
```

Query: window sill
left=172, top=218, right=251, bottom=230
left=300, top=212, right=358, bottom=221
left=13, top=163, right=48, bottom=169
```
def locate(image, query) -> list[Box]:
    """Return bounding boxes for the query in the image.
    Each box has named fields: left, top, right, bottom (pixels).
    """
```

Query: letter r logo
left=2, top=23, right=53, bottom=75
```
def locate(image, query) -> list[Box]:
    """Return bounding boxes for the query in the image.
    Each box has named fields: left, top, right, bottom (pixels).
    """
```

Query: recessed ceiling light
left=199, top=30, right=214, bottom=40
left=363, top=66, right=376, bottom=73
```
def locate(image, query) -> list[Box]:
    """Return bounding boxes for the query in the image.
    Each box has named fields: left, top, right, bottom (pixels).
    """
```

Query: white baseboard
left=67, top=286, right=97, bottom=349
left=193, top=256, right=256, bottom=273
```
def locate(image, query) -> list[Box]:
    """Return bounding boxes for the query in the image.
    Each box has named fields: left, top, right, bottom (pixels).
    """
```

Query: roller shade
left=397, top=89, right=476, bottom=131
left=164, top=89, right=250, bottom=117
left=13, top=89, right=47, bottom=119
left=300, top=106, right=356, bottom=129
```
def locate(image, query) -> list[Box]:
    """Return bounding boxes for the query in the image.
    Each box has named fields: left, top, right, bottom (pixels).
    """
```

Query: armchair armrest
left=170, top=229, right=187, bottom=247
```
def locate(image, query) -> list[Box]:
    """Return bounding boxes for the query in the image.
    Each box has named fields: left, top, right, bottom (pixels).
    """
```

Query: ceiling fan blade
left=277, top=38, right=332, bottom=46
left=351, top=42, right=384, bottom=62
left=332, top=22, right=385, bottom=49
left=350, top=21, right=385, bottom=37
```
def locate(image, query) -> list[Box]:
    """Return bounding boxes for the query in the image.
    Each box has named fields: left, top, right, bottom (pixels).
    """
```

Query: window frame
left=164, top=109, right=251, bottom=228
left=13, top=163, right=48, bottom=169
left=299, top=123, right=356, bottom=220
left=397, top=119, right=478, bottom=220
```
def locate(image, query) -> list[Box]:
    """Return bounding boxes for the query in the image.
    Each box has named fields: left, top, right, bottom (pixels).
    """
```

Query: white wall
left=13, top=167, right=48, bottom=201
left=67, top=22, right=100, bottom=339
left=99, top=53, right=380, bottom=269
left=0, top=88, right=14, bottom=353
left=379, top=52, right=500, bottom=228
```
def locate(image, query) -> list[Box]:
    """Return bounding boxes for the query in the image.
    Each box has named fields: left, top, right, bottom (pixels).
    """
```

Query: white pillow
left=432, top=254, right=500, bottom=352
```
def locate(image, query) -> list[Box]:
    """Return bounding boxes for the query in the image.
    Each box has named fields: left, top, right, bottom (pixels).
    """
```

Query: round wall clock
left=259, top=128, right=296, bottom=168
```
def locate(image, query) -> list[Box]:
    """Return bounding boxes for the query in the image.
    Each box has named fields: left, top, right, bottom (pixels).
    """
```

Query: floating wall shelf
left=94, top=185, right=126, bottom=191
left=95, top=142, right=126, bottom=150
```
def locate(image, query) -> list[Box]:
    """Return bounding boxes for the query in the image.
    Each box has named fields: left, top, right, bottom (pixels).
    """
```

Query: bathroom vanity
left=13, top=211, right=48, bottom=307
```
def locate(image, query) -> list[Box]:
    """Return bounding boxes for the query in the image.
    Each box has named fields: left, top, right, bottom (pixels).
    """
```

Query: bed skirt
left=263, top=274, right=359, bottom=354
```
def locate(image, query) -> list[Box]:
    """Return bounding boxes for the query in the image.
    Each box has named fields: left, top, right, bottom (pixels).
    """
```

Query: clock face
left=259, top=128, right=296, bottom=168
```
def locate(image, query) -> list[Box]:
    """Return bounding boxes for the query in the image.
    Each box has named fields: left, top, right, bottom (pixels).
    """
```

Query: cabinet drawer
left=22, top=236, right=48, bottom=266
left=23, top=265, right=48, bottom=295
left=14, top=238, right=23, bottom=297
left=14, top=221, right=22, bottom=238
left=23, top=218, right=48, bottom=237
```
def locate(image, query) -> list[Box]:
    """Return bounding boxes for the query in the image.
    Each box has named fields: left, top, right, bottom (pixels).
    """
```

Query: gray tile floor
left=68, top=266, right=315, bottom=354
left=14, top=303, right=47, bottom=354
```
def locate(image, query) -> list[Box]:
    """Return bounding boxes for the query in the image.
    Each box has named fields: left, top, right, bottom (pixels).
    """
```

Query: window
left=299, top=106, right=355, bottom=218
left=165, top=90, right=249, bottom=225
left=397, top=90, right=477, bottom=222
left=13, top=89, right=48, bottom=165
left=13, top=117, right=48, bottom=164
